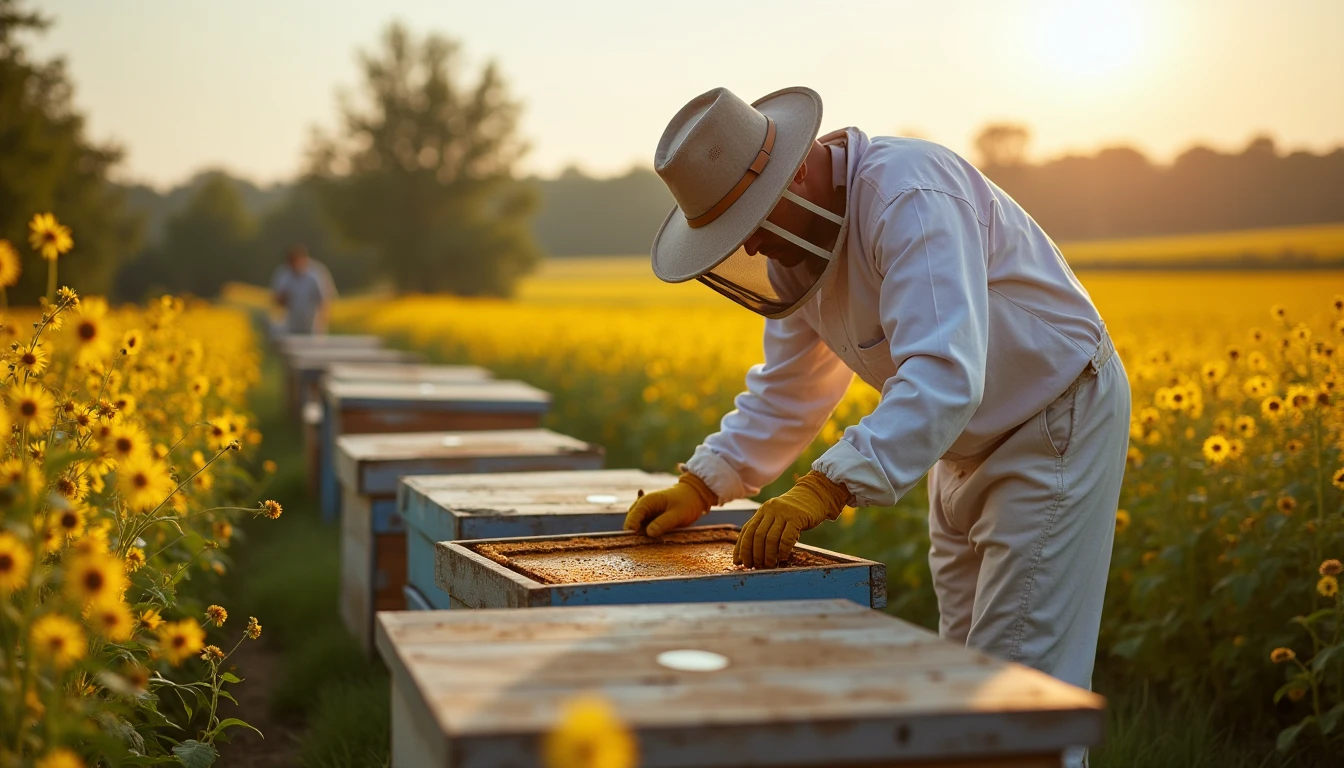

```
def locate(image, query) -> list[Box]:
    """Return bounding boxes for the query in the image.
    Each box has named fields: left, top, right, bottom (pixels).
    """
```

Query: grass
left=227, top=329, right=391, bottom=767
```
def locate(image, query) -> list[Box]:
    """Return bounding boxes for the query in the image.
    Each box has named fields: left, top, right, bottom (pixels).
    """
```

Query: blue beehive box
left=398, top=469, right=759, bottom=610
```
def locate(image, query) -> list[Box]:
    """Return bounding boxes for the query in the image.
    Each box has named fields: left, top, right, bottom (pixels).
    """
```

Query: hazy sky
left=28, top=0, right=1344, bottom=189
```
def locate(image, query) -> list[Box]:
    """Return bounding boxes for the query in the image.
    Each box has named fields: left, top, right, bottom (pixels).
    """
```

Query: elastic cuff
left=812, top=440, right=897, bottom=507
left=683, top=445, right=750, bottom=504
left=800, top=470, right=854, bottom=515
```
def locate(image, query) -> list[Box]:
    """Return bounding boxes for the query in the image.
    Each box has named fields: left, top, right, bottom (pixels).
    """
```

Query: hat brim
left=651, top=87, right=823, bottom=283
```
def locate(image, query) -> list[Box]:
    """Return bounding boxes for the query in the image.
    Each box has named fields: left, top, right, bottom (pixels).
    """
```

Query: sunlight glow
left=1037, top=1, right=1146, bottom=83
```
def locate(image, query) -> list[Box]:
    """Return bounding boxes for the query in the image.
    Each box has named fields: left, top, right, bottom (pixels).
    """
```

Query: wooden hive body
left=399, top=469, right=759, bottom=610
left=376, top=599, right=1105, bottom=768
left=336, top=429, right=603, bottom=652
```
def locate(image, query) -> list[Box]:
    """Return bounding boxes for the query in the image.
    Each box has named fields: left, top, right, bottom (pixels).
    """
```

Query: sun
left=1037, top=1, right=1145, bottom=83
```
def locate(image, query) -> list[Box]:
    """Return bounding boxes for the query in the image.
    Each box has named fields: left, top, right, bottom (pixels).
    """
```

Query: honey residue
left=468, top=527, right=840, bottom=585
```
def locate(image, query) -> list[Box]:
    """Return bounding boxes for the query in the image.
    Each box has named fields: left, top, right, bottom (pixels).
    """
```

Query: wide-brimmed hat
left=650, top=86, right=823, bottom=283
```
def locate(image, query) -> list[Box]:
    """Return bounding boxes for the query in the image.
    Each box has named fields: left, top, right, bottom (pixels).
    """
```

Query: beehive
left=376, top=599, right=1105, bottom=768
left=398, top=469, right=758, bottom=610
left=437, top=526, right=886, bottom=609
left=318, top=379, right=550, bottom=522
left=287, top=347, right=424, bottom=414
left=324, top=362, right=493, bottom=386
left=335, top=429, right=604, bottom=651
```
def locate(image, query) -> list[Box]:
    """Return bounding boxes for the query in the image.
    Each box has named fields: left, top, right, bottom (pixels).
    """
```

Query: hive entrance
left=467, top=528, right=839, bottom=584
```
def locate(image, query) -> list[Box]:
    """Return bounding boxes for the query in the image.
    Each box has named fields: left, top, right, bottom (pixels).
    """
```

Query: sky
left=27, top=0, right=1344, bottom=189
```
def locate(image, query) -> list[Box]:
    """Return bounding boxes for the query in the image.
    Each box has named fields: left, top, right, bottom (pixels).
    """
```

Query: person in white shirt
left=624, top=87, right=1129, bottom=766
left=270, top=244, right=337, bottom=334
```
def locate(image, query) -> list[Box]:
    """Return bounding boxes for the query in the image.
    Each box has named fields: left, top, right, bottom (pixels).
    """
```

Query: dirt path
left=218, top=637, right=305, bottom=768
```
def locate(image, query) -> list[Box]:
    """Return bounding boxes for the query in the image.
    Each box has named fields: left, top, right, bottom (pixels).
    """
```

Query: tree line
left=2, top=0, right=1342, bottom=304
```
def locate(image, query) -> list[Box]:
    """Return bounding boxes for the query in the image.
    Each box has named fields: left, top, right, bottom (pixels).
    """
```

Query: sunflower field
left=1, top=216, right=277, bottom=766
left=333, top=262, right=1344, bottom=755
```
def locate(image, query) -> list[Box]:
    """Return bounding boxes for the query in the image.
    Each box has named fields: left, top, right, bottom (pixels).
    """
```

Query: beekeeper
left=624, top=85, right=1130, bottom=743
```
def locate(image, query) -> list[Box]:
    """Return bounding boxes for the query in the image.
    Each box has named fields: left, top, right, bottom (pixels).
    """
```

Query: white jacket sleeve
left=813, top=189, right=990, bottom=507
left=685, top=310, right=855, bottom=504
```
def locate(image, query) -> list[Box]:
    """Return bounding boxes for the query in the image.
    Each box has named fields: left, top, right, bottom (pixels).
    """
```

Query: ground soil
left=217, top=638, right=304, bottom=768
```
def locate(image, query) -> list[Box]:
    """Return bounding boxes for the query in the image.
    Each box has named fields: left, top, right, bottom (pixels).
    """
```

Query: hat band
left=685, top=117, right=777, bottom=229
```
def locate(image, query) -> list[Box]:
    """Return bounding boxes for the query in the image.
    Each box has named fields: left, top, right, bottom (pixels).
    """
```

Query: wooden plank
left=318, top=381, right=553, bottom=524
left=400, top=469, right=756, bottom=544
left=436, top=527, right=884, bottom=610
left=324, top=379, right=551, bottom=411
left=339, top=492, right=373, bottom=653
left=326, top=362, right=492, bottom=384
left=375, top=532, right=407, bottom=611
left=407, top=531, right=451, bottom=610
left=374, top=601, right=1104, bottom=768
left=276, top=333, right=382, bottom=355
left=336, top=429, right=604, bottom=496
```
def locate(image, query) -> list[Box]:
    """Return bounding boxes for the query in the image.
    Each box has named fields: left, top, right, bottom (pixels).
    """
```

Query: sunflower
left=121, top=329, right=143, bottom=356
left=139, top=608, right=164, bottom=631
left=543, top=694, right=638, bottom=768
left=28, top=213, right=74, bottom=260
left=1261, top=396, right=1286, bottom=420
left=55, top=473, right=90, bottom=503
left=1277, top=496, right=1297, bottom=515
left=14, top=344, right=48, bottom=377
left=1319, top=576, right=1340, bottom=598
left=1270, top=647, right=1296, bottom=664
left=1202, top=436, right=1231, bottom=465
left=65, top=553, right=127, bottom=606
left=0, top=239, right=21, bottom=287
left=199, top=644, right=225, bottom=663
left=212, top=520, right=233, bottom=543
left=1233, top=415, right=1256, bottom=438
left=1285, top=439, right=1305, bottom=456
left=157, top=619, right=205, bottom=666
left=116, top=453, right=175, bottom=512
left=258, top=499, right=283, bottom=520
left=51, top=504, right=86, bottom=539
left=245, top=616, right=262, bottom=640
left=205, top=604, right=228, bottom=627
left=9, top=382, right=57, bottom=432
left=1321, top=560, right=1342, bottom=577
left=124, top=547, right=146, bottom=572
left=190, top=375, right=210, bottom=397
left=72, top=297, right=112, bottom=362
left=1115, top=509, right=1131, bottom=534
left=1332, top=467, right=1344, bottom=491
left=89, top=601, right=134, bottom=641
left=35, top=747, right=84, bottom=768
left=105, top=422, right=150, bottom=461
left=1228, top=439, right=1245, bottom=460
left=31, top=614, right=86, bottom=669
left=0, top=532, right=33, bottom=592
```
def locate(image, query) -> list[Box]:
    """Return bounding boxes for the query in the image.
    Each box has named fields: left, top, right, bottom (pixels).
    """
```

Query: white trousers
left=928, top=333, right=1129, bottom=768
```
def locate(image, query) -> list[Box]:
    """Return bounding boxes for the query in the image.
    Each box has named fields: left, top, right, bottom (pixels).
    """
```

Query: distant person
left=271, top=244, right=337, bottom=335
left=625, top=87, right=1128, bottom=768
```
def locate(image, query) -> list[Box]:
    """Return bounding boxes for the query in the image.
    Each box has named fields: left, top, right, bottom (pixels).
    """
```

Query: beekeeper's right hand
left=622, top=472, right=717, bottom=538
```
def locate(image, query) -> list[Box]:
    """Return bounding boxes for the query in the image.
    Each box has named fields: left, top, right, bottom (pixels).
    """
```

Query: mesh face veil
left=697, top=189, right=847, bottom=318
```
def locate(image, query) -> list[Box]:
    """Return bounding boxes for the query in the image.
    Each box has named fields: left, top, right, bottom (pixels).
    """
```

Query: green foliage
left=0, top=0, right=141, bottom=304
left=308, top=22, right=540, bottom=297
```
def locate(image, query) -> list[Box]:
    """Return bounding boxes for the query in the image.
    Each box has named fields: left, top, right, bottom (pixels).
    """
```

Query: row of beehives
left=277, top=332, right=1104, bottom=768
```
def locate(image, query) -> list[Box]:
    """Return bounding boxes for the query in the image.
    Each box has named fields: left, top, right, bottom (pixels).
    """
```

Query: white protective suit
left=685, top=128, right=1131, bottom=767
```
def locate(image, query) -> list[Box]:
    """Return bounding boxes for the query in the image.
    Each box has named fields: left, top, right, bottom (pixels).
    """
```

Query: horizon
left=27, top=0, right=1344, bottom=190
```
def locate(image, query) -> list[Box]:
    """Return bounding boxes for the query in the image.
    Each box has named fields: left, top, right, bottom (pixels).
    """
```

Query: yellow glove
left=734, top=471, right=851, bottom=569
left=622, top=472, right=717, bottom=538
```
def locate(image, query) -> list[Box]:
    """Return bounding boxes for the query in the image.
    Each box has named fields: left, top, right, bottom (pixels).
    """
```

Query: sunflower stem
left=46, top=259, right=56, bottom=304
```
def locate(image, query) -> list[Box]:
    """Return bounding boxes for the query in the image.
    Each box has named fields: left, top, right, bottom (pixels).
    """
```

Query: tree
left=0, top=0, right=141, bottom=303
left=307, top=23, right=540, bottom=296
left=974, top=123, right=1031, bottom=169
left=117, top=174, right=254, bottom=300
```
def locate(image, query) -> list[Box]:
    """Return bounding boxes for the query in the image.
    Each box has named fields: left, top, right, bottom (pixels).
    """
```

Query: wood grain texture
left=400, top=469, right=757, bottom=544
left=375, top=600, right=1103, bottom=768
left=323, top=379, right=551, bottom=410
left=335, top=429, right=604, bottom=495
left=436, top=527, right=886, bottom=610
left=325, top=362, right=492, bottom=384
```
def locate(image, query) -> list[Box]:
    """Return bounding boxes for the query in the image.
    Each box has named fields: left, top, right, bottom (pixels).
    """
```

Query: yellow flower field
left=1, top=217, right=274, bottom=765
left=333, top=260, right=1344, bottom=751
